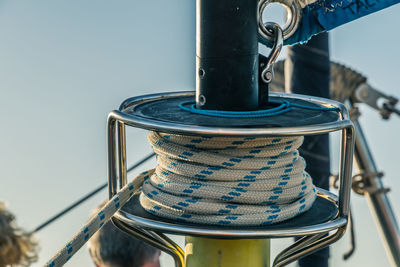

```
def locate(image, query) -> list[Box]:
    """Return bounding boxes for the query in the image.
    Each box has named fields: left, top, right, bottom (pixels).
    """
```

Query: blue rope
left=179, top=100, right=338, bottom=118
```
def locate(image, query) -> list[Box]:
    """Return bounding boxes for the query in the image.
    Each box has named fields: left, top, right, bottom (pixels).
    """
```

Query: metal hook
left=261, top=23, right=283, bottom=83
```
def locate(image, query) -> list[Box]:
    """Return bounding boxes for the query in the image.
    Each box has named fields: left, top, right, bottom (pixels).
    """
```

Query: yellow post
left=185, top=237, right=270, bottom=267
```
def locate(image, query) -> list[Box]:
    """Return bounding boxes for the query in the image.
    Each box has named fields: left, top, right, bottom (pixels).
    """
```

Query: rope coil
left=140, top=132, right=317, bottom=226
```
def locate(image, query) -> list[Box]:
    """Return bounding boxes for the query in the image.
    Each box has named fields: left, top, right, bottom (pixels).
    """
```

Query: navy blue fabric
left=285, top=32, right=331, bottom=267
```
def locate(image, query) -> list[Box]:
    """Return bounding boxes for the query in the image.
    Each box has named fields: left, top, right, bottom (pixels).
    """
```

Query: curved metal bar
left=114, top=189, right=347, bottom=239
left=156, top=232, right=186, bottom=259
left=112, top=217, right=185, bottom=267
left=117, top=121, right=127, bottom=189
left=273, top=188, right=342, bottom=262
left=107, top=114, right=118, bottom=198
left=116, top=210, right=347, bottom=239
left=112, top=92, right=353, bottom=137
left=338, top=125, right=355, bottom=217
left=273, top=226, right=347, bottom=267
left=273, top=233, right=326, bottom=264
left=142, top=229, right=185, bottom=260
left=112, top=109, right=352, bottom=137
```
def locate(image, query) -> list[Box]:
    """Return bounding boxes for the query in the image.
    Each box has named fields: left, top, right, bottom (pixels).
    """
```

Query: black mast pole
left=188, top=3, right=270, bottom=265
left=196, top=0, right=259, bottom=111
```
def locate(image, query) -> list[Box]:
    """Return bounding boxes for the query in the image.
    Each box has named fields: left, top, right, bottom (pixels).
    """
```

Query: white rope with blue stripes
left=140, top=132, right=317, bottom=226
left=45, top=171, right=150, bottom=267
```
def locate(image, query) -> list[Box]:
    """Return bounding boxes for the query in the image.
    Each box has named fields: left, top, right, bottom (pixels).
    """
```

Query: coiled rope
left=140, top=131, right=317, bottom=226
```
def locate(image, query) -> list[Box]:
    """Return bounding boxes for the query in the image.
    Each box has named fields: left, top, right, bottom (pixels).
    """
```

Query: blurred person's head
left=0, top=202, right=38, bottom=267
left=88, top=201, right=160, bottom=267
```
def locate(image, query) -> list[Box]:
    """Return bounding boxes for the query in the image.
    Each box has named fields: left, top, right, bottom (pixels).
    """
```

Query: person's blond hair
left=0, top=202, right=38, bottom=267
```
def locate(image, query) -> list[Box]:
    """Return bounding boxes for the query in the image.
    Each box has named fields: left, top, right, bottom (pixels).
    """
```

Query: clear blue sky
left=0, top=1, right=399, bottom=266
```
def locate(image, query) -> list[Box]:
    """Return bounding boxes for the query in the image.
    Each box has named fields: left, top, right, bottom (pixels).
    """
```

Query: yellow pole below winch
left=184, top=237, right=270, bottom=267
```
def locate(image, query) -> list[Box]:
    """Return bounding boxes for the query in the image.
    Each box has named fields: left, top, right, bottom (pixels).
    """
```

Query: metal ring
left=258, top=0, right=301, bottom=42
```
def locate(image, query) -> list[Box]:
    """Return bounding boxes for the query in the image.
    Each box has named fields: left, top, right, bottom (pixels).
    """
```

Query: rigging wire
left=32, top=152, right=156, bottom=233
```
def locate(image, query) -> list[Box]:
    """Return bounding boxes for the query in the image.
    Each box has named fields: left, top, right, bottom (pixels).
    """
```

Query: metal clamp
left=353, top=83, right=400, bottom=119
left=351, top=172, right=390, bottom=195
left=258, top=0, right=301, bottom=43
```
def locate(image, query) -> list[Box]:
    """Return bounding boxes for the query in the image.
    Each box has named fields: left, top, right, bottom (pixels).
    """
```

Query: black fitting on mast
left=196, top=0, right=259, bottom=111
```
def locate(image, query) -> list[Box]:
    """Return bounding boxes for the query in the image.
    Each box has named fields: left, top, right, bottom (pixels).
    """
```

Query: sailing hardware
left=258, top=0, right=301, bottom=43
left=105, top=91, right=355, bottom=267
left=46, top=1, right=356, bottom=266
left=260, top=23, right=283, bottom=84
left=46, top=92, right=355, bottom=267
left=353, top=83, right=400, bottom=120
